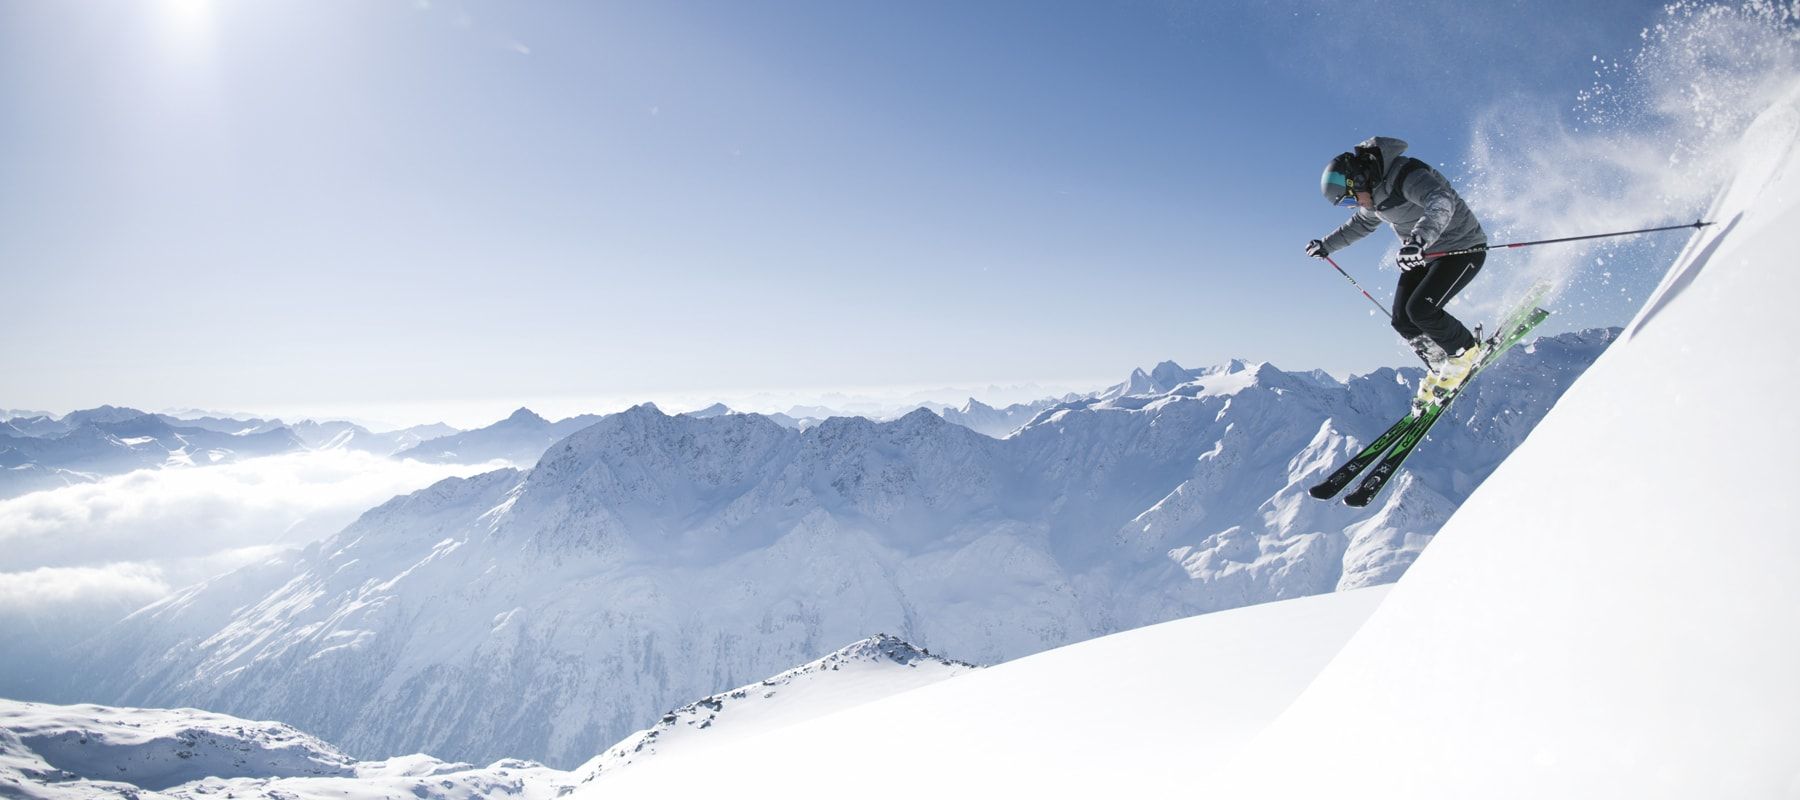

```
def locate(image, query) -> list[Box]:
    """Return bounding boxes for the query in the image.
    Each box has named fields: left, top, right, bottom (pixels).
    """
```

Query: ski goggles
left=1326, top=172, right=1360, bottom=206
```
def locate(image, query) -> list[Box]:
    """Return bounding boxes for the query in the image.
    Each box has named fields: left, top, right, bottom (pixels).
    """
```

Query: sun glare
left=157, top=0, right=215, bottom=54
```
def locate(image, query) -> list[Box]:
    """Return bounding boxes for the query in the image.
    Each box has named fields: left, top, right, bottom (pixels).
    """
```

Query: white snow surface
left=1211, top=78, right=1800, bottom=799
left=575, top=586, right=1391, bottom=798
left=569, top=634, right=976, bottom=785
left=0, top=634, right=977, bottom=799
left=0, top=697, right=568, bottom=799
left=0, top=698, right=355, bottom=792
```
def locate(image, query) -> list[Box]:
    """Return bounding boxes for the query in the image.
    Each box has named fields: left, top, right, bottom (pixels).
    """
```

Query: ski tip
left=1343, top=493, right=1373, bottom=508
left=1307, top=485, right=1338, bottom=501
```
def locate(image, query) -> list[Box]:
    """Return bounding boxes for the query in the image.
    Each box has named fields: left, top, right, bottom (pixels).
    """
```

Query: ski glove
left=1305, top=239, right=1329, bottom=259
left=1397, top=236, right=1427, bottom=270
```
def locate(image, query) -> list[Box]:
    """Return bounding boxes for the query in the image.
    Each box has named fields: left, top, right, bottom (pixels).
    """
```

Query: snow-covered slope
left=1211, top=78, right=1800, bottom=800
left=0, top=698, right=568, bottom=799
left=2, top=633, right=971, bottom=799
left=0, top=699, right=355, bottom=791
left=573, top=586, right=1392, bottom=798
left=66, top=337, right=1601, bottom=768
left=570, top=635, right=975, bottom=785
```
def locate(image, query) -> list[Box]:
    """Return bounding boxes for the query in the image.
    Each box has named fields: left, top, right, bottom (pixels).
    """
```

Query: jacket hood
left=1356, top=136, right=1410, bottom=178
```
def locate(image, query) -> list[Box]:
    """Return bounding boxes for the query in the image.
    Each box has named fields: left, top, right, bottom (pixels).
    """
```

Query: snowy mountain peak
left=1104, top=358, right=1273, bottom=402
left=61, top=405, right=150, bottom=428
left=939, top=396, right=1057, bottom=439
left=684, top=403, right=733, bottom=418
left=1097, top=366, right=1163, bottom=401
left=1149, top=360, right=1195, bottom=387
left=502, top=407, right=548, bottom=426
left=825, top=633, right=978, bottom=669
left=959, top=397, right=996, bottom=415
left=1251, top=360, right=1287, bottom=383
left=895, top=405, right=948, bottom=427
left=629, top=402, right=664, bottom=415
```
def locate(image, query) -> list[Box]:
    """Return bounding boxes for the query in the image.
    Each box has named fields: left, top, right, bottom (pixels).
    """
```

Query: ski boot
left=1419, top=338, right=1486, bottom=403
left=1407, top=335, right=1450, bottom=414
left=1409, top=328, right=1487, bottom=412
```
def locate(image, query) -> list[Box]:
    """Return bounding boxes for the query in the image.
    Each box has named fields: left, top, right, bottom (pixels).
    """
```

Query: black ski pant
left=1391, top=250, right=1485, bottom=354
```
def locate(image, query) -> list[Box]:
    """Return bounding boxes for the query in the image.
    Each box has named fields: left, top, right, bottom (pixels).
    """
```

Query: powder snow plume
left=1455, top=0, right=1799, bottom=325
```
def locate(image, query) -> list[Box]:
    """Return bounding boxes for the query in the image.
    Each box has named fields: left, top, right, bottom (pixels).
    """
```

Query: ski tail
left=1308, top=414, right=1424, bottom=500
left=1344, top=403, right=1445, bottom=507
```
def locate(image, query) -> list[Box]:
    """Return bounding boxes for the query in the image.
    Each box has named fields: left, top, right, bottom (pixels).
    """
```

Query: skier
left=1305, top=136, right=1489, bottom=393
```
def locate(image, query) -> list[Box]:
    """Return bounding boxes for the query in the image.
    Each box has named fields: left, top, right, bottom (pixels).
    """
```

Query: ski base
left=1307, top=413, right=1425, bottom=499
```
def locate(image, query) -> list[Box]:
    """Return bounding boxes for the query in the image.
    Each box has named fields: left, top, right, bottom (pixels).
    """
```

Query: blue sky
left=1, top=0, right=1674, bottom=423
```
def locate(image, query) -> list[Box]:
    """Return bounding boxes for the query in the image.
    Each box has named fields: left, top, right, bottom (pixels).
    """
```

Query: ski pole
left=1425, top=220, right=1714, bottom=259
left=1319, top=254, right=1394, bottom=321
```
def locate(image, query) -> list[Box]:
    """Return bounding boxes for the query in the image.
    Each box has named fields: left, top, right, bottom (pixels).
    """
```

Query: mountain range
left=59, top=329, right=1615, bottom=768
left=0, top=408, right=464, bottom=499
left=0, top=391, right=1102, bottom=500
left=0, top=412, right=306, bottom=498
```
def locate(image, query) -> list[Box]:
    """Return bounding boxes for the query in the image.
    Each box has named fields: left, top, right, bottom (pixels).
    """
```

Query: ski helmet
left=1320, top=149, right=1381, bottom=207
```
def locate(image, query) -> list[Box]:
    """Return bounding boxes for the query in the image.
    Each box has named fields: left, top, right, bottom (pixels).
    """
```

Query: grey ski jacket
left=1320, top=136, right=1486, bottom=256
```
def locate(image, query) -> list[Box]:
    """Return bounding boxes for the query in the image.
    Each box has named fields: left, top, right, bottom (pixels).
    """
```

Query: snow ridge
left=3, top=633, right=970, bottom=798
left=0, top=699, right=354, bottom=791
left=573, top=634, right=975, bottom=783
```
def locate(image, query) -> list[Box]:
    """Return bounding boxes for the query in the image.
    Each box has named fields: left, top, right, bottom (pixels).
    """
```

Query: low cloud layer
left=0, top=562, right=170, bottom=614
left=0, top=450, right=506, bottom=671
